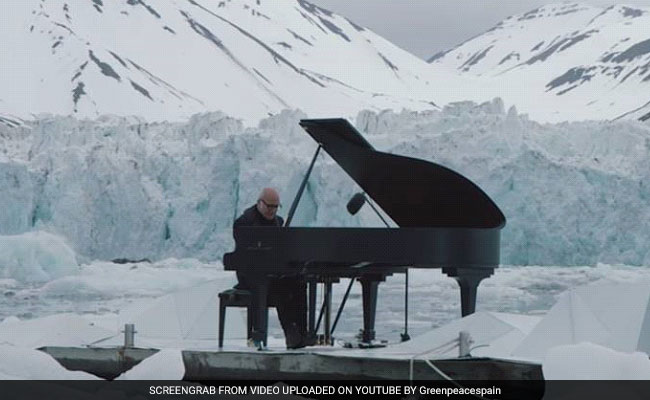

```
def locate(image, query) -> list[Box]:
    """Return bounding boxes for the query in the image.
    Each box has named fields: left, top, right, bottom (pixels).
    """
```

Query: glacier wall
left=0, top=102, right=648, bottom=266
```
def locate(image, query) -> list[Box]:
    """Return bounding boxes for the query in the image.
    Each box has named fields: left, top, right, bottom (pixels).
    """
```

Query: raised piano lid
left=299, top=118, right=506, bottom=229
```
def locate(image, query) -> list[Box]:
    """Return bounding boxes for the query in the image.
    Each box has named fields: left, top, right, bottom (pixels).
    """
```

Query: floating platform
left=40, top=343, right=542, bottom=381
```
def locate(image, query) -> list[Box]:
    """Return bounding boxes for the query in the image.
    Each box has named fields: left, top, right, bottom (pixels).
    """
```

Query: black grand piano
left=223, top=118, right=505, bottom=345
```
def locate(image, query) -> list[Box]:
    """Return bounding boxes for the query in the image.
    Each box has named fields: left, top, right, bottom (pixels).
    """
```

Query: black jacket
left=233, top=204, right=284, bottom=231
left=233, top=204, right=283, bottom=288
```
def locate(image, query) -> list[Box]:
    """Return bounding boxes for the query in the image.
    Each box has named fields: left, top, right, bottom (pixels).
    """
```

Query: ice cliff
left=1, top=101, right=648, bottom=265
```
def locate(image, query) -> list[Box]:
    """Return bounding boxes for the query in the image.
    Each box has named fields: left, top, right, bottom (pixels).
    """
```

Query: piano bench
left=218, top=288, right=276, bottom=348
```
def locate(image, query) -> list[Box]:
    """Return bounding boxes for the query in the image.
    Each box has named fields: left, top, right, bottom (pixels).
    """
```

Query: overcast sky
left=310, top=0, right=650, bottom=60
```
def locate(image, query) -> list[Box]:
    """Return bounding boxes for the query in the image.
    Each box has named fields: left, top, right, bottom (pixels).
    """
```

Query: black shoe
left=286, top=339, right=306, bottom=350
left=287, top=334, right=317, bottom=350
left=285, top=333, right=303, bottom=349
left=247, top=338, right=267, bottom=350
left=284, top=323, right=302, bottom=349
left=303, top=334, right=317, bottom=346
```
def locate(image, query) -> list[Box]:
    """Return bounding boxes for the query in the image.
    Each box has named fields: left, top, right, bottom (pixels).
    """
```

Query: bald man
left=233, top=188, right=310, bottom=349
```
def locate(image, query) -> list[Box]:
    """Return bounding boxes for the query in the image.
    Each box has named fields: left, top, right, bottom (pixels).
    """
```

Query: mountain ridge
left=428, top=2, right=650, bottom=123
left=0, top=0, right=446, bottom=124
left=1, top=1, right=649, bottom=124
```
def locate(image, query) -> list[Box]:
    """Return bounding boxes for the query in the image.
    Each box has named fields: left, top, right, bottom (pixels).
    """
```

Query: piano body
left=223, top=118, right=506, bottom=345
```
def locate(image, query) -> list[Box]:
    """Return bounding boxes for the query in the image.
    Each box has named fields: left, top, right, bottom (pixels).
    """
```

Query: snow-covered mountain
left=0, top=0, right=446, bottom=124
left=3, top=1, right=649, bottom=124
left=429, top=3, right=650, bottom=123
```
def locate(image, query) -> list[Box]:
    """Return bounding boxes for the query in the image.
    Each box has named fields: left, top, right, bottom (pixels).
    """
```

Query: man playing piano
left=225, top=119, right=506, bottom=348
left=233, top=188, right=311, bottom=350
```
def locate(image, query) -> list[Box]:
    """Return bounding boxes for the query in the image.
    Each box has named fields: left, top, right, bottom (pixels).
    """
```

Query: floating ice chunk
left=0, top=344, right=98, bottom=379
left=513, top=279, right=650, bottom=359
left=39, top=259, right=226, bottom=301
left=543, top=342, right=650, bottom=379
left=0, top=231, right=79, bottom=283
left=116, top=279, right=246, bottom=341
left=0, top=313, right=115, bottom=348
left=1, top=316, right=20, bottom=325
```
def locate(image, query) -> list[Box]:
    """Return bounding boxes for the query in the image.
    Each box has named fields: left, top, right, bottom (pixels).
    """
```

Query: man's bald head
left=257, top=187, right=281, bottom=220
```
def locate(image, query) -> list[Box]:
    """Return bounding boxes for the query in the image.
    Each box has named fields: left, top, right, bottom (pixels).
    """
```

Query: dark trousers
left=236, top=271, right=307, bottom=345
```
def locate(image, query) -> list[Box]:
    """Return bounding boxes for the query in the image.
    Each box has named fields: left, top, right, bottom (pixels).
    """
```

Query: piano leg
left=443, top=267, right=494, bottom=317
left=308, top=280, right=317, bottom=335
left=324, top=279, right=333, bottom=345
left=359, top=275, right=385, bottom=343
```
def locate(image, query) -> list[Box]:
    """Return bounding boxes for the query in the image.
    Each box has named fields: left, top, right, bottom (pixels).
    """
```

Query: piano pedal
left=343, top=339, right=388, bottom=349
left=359, top=340, right=388, bottom=349
left=315, top=334, right=334, bottom=346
